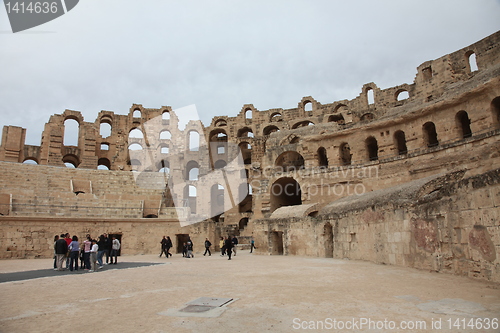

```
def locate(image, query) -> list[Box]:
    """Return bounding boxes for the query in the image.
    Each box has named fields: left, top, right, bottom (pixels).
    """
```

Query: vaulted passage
left=270, top=177, right=301, bottom=212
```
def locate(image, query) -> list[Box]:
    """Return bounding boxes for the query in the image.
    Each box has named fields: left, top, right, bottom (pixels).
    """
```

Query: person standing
left=159, top=236, right=168, bottom=257
left=68, top=235, right=80, bottom=271
left=82, top=235, right=92, bottom=270
left=103, top=233, right=111, bottom=264
left=219, top=237, right=225, bottom=256
left=89, top=239, right=98, bottom=272
left=165, top=236, right=172, bottom=258
left=224, top=236, right=233, bottom=260
left=54, top=234, right=68, bottom=271
left=53, top=235, right=59, bottom=269
left=64, top=233, right=72, bottom=269
left=250, top=237, right=256, bottom=253
left=203, top=238, right=212, bottom=256
left=232, top=235, right=238, bottom=256
left=110, top=236, right=120, bottom=264
left=97, top=235, right=105, bottom=269
left=186, top=241, right=194, bottom=258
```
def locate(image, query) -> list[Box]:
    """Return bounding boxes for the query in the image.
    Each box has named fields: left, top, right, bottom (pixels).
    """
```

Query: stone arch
left=188, top=131, right=200, bottom=151
left=132, top=109, right=141, bottom=118
left=23, top=158, right=38, bottom=165
left=394, top=130, right=408, bottom=155
left=162, top=111, right=170, bottom=121
left=214, top=119, right=227, bottom=127
left=366, top=87, right=375, bottom=105
left=214, top=159, right=227, bottom=170
left=63, top=154, right=79, bottom=168
left=304, top=101, right=313, bottom=112
left=270, top=177, right=302, bottom=213
left=211, top=183, right=224, bottom=217
left=270, top=112, right=282, bottom=122
left=184, top=185, right=197, bottom=214
left=317, top=147, right=328, bottom=167
left=263, top=125, right=280, bottom=136
left=99, top=116, right=112, bottom=138
left=160, top=130, right=171, bottom=140
left=275, top=151, right=304, bottom=172
left=456, top=110, right=472, bottom=139
left=423, top=122, right=439, bottom=147
left=63, top=118, right=79, bottom=146
left=491, top=96, right=500, bottom=127
left=365, top=136, right=379, bottom=161
left=466, top=50, right=478, bottom=72
left=186, top=160, right=199, bottom=180
left=98, top=158, right=111, bottom=170
left=129, top=128, right=144, bottom=139
left=238, top=183, right=252, bottom=213
left=292, top=120, right=314, bottom=129
left=128, top=143, right=142, bottom=151
left=396, top=89, right=410, bottom=101
left=360, top=113, right=375, bottom=121
left=237, top=127, right=254, bottom=138
left=339, top=142, right=352, bottom=166
left=239, top=142, right=252, bottom=165
left=245, top=108, right=252, bottom=119
left=328, top=114, right=345, bottom=124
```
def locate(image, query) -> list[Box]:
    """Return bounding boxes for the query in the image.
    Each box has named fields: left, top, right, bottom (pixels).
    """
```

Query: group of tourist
left=159, top=235, right=250, bottom=261
left=53, top=233, right=121, bottom=273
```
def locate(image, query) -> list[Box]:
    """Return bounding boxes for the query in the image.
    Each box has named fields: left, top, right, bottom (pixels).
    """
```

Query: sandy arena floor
left=0, top=252, right=499, bottom=333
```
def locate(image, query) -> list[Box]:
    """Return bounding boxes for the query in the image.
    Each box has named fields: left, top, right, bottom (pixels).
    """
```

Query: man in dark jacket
left=204, top=238, right=212, bottom=256
left=224, top=237, right=233, bottom=260
left=54, top=234, right=68, bottom=271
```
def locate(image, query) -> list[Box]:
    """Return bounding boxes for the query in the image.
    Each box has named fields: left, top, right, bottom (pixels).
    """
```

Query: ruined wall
left=253, top=169, right=500, bottom=283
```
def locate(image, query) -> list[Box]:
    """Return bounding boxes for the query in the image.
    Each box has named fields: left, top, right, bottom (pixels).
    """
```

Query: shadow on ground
left=0, top=262, right=163, bottom=283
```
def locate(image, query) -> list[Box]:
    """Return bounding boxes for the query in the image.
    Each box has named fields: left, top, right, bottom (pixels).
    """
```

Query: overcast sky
left=1, top=0, right=500, bottom=145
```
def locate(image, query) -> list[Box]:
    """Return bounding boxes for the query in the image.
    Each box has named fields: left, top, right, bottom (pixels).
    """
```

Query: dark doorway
left=270, top=231, right=284, bottom=255
left=176, top=234, right=190, bottom=254
left=324, top=223, right=333, bottom=258
left=456, top=111, right=472, bottom=138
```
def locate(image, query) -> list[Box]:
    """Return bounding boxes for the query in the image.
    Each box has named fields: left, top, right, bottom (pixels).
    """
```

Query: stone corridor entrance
left=270, top=231, right=284, bottom=255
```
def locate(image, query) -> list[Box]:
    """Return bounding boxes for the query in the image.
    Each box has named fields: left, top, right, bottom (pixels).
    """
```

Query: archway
left=270, top=177, right=302, bottom=212
left=324, top=223, right=333, bottom=258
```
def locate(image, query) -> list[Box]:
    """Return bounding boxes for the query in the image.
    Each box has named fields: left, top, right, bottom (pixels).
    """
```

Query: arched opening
left=128, top=143, right=143, bottom=151
left=133, top=109, right=141, bottom=118
left=367, top=88, right=375, bottom=105
left=317, top=147, right=328, bottom=167
left=161, top=145, right=169, bottom=154
left=158, top=159, right=170, bottom=175
left=101, top=143, right=109, bottom=151
left=304, top=101, right=313, bottom=112
left=366, top=136, right=379, bottom=161
left=215, top=119, right=227, bottom=127
left=263, top=125, right=280, bottom=136
left=63, top=118, right=79, bottom=146
left=492, top=97, right=500, bottom=127
left=162, top=111, right=170, bottom=121
left=245, top=109, right=252, bottom=119
left=360, top=113, right=374, bottom=121
left=186, top=161, right=199, bottom=181
left=23, top=159, right=38, bottom=165
left=237, top=127, right=254, bottom=138
left=211, top=184, right=224, bottom=218
left=423, top=122, right=439, bottom=147
left=270, top=112, right=282, bottom=122
left=292, top=121, right=314, bottom=129
left=456, top=111, right=472, bottom=139
left=394, top=130, right=408, bottom=155
left=99, top=121, right=112, bottom=138
left=238, top=183, right=252, bottom=213
left=160, top=130, right=171, bottom=140
left=63, top=154, right=79, bottom=168
left=129, top=159, right=141, bottom=172
left=270, top=177, right=302, bottom=213
left=328, top=114, right=345, bottom=124
left=189, top=131, right=200, bottom=151
left=184, top=185, right=197, bottom=214
left=238, top=218, right=249, bottom=231
left=324, top=223, right=333, bottom=258
left=239, top=142, right=252, bottom=165
left=214, top=160, right=227, bottom=170
left=467, top=51, right=478, bottom=72
left=209, top=129, right=227, bottom=160
left=129, top=128, right=143, bottom=139
left=97, top=158, right=111, bottom=170
left=339, top=142, right=352, bottom=166
left=396, top=90, right=409, bottom=101
left=275, top=151, right=304, bottom=172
